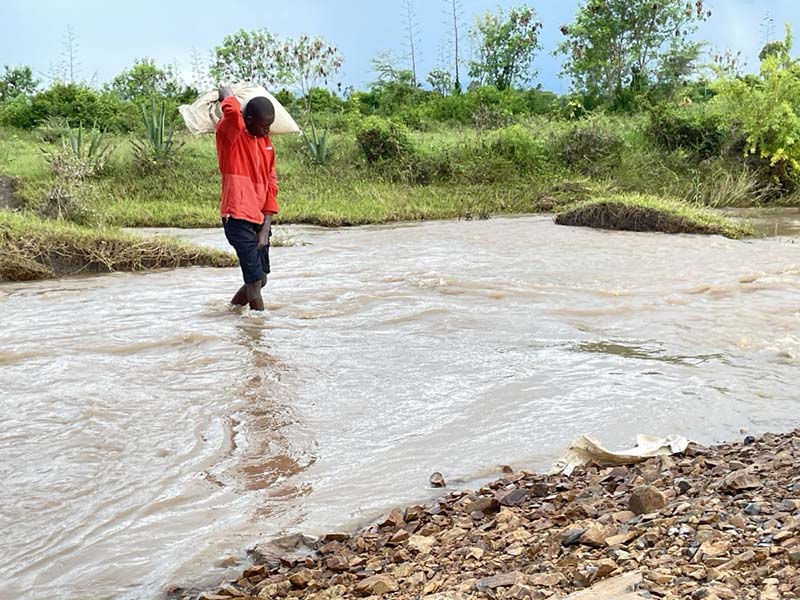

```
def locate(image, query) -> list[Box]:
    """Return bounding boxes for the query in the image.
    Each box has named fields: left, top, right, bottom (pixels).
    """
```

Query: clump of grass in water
left=554, top=194, right=755, bottom=239
left=0, top=211, right=237, bottom=282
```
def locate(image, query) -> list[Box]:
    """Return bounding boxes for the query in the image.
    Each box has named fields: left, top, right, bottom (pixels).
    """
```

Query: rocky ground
left=180, top=429, right=800, bottom=600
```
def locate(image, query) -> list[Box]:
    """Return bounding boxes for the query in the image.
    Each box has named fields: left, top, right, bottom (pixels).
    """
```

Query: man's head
left=244, top=97, right=276, bottom=138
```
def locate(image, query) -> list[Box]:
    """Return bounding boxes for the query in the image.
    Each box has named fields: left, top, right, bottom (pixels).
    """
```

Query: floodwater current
left=1, top=215, right=799, bottom=599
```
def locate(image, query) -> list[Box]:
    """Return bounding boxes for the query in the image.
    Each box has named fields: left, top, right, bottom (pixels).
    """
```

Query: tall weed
left=42, top=122, right=114, bottom=180
left=131, top=99, right=183, bottom=173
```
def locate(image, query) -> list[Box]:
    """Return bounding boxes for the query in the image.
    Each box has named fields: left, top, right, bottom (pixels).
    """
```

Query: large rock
left=500, top=488, right=529, bottom=507
left=529, top=572, right=566, bottom=587
left=354, top=574, right=399, bottom=596
left=465, top=497, right=500, bottom=515
left=430, top=472, right=446, bottom=488
left=380, top=507, right=405, bottom=528
left=476, top=571, right=528, bottom=591
left=288, top=568, right=316, bottom=589
left=629, top=485, right=667, bottom=515
left=723, top=471, right=762, bottom=491
left=408, top=534, right=435, bottom=555
left=561, top=528, right=587, bottom=546
left=564, top=572, right=646, bottom=599
left=580, top=525, right=613, bottom=548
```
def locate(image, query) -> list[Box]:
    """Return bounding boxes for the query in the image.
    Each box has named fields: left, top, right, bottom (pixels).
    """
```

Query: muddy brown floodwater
left=1, top=215, right=799, bottom=600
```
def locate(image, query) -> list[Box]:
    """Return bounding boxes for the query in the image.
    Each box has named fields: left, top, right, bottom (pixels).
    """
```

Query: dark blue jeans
left=223, top=217, right=270, bottom=284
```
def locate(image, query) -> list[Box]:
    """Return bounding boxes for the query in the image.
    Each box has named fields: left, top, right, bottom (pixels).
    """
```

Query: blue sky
left=0, top=0, right=797, bottom=93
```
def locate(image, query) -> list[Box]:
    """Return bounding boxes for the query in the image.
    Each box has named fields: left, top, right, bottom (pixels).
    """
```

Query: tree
left=0, top=65, right=39, bottom=103
left=372, top=51, right=409, bottom=85
left=557, top=0, right=711, bottom=105
left=655, top=43, right=704, bottom=100
left=210, top=29, right=290, bottom=85
left=282, top=35, right=343, bottom=119
left=712, top=25, right=800, bottom=187
left=110, top=59, right=180, bottom=101
left=759, top=25, right=794, bottom=66
left=444, top=0, right=464, bottom=93
left=282, top=35, right=343, bottom=166
left=427, top=68, right=453, bottom=95
left=369, top=52, right=420, bottom=111
left=402, top=0, right=422, bottom=85
left=468, top=6, right=543, bottom=91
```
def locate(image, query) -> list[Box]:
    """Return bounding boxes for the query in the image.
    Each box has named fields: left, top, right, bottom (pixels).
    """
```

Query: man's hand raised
left=218, top=86, right=234, bottom=101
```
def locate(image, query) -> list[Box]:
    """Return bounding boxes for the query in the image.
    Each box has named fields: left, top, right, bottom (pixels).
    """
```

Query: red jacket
left=215, top=96, right=279, bottom=224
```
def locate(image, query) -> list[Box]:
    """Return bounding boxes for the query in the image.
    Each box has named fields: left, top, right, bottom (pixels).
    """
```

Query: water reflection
left=230, top=317, right=316, bottom=496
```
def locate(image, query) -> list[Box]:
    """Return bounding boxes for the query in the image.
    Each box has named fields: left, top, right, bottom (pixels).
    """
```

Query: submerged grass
left=554, top=194, right=754, bottom=239
left=0, top=211, right=236, bottom=282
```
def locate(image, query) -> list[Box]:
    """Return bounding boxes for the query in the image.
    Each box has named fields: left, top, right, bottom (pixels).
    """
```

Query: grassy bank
left=5, top=128, right=564, bottom=228
left=0, top=113, right=786, bottom=230
left=0, top=211, right=236, bottom=282
left=555, top=194, right=755, bottom=239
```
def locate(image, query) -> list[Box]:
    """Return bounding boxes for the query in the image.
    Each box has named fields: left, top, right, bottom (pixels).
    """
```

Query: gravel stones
left=189, top=429, right=800, bottom=600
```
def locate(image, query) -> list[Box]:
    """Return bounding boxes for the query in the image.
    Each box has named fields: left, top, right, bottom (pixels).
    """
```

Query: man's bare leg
left=232, top=275, right=268, bottom=310
left=231, top=285, right=249, bottom=306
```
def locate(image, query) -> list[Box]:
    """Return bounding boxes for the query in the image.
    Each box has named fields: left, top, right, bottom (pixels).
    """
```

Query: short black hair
left=245, top=96, right=276, bottom=122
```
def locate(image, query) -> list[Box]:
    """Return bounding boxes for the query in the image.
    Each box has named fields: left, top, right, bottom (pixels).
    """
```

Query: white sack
left=550, top=434, right=690, bottom=476
left=179, top=83, right=301, bottom=135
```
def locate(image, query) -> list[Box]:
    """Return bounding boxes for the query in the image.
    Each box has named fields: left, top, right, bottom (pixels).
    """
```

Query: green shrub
left=42, top=123, right=114, bottom=180
left=355, top=116, right=414, bottom=164
left=489, top=125, right=547, bottom=173
left=421, top=94, right=473, bottom=124
left=647, top=104, right=725, bottom=159
left=27, top=84, right=139, bottom=133
left=406, top=150, right=455, bottom=184
left=31, top=84, right=102, bottom=126
left=309, top=110, right=362, bottom=132
left=36, top=116, right=70, bottom=143
left=522, top=89, right=559, bottom=115
left=96, top=92, right=140, bottom=133
left=419, top=86, right=528, bottom=126
left=473, top=104, right=513, bottom=132
left=711, top=27, right=800, bottom=188
left=395, top=106, right=429, bottom=130
left=0, top=95, right=35, bottom=129
left=274, top=88, right=296, bottom=112
left=131, top=99, right=183, bottom=173
left=302, top=125, right=331, bottom=166
left=560, top=121, right=624, bottom=176
left=304, top=88, right=344, bottom=113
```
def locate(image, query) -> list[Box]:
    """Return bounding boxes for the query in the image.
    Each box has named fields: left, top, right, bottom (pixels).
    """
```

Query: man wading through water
left=216, top=86, right=278, bottom=311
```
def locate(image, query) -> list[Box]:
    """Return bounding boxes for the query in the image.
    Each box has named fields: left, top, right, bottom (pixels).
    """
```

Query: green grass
left=554, top=194, right=755, bottom=239
left=0, top=129, right=46, bottom=178
left=1, top=116, right=792, bottom=231
left=6, top=131, right=565, bottom=228
left=0, top=210, right=236, bottom=282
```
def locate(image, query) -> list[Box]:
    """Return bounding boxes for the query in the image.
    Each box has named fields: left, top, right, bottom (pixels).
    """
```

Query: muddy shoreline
left=177, top=428, right=800, bottom=600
